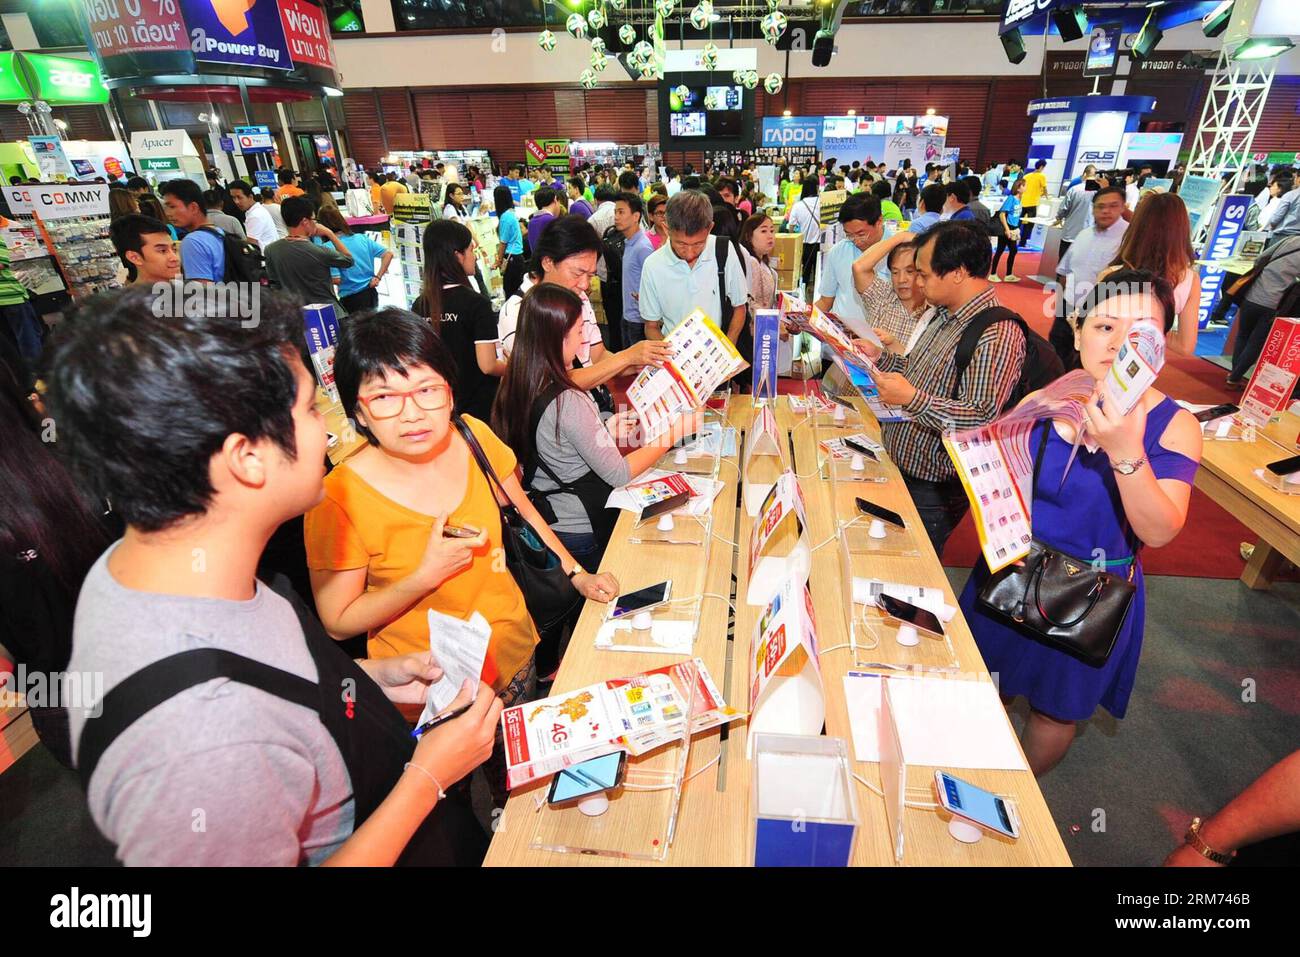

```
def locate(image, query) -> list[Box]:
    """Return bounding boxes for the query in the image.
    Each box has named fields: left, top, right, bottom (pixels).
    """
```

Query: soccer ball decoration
left=566, top=12, right=587, bottom=38
left=579, top=69, right=599, bottom=90
left=764, top=72, right=783, bottom=95
left=767, top=0, right=779, bottom=8
left=619, top=23, right=636, bottom=44
left=689, top=1, right=713, bottom=30
left=640, top=60, right=658, bottom=79
left=591, top=50, right=608, bottom=70
left=591, top=36, right=606, bottom=54
left=633, top=40, right=654, bottom=62
left=673, top=83, right=691, bottom=100
left=732, top=69, right=746, bottom=84
left=609, top=0, right=626, bottom=8
left=537, top=29, right=557, bottom=51
left=701, top=42, right=719, bottom=70
left=655, top=0, right=674, bottom=18
left=741, top=70, right=759, bottom=90
left=760, top=10, right=787, bottom=44
left=587, top=7, right=606, bottom=30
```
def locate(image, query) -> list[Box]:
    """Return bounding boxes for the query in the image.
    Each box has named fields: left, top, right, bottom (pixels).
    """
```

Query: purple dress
left=959, top=397, right=1198, bottom=721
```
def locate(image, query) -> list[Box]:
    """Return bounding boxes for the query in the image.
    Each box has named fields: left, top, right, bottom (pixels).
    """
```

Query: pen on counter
left=411, top=699, right=473, bottom=739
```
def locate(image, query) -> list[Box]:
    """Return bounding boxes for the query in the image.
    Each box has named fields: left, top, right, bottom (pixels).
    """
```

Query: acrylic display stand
left=751, top=733, right=858, bottom=867
left=743, top=401, right=787, bottom=516
left=879, top=678, right=907, bottom=864
left=528, top=660, right=702, bottom=860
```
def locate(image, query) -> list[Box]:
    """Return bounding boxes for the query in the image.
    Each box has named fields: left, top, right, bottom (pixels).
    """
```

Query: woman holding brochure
left=493, top=284, right=702, bottom=581
left=958, top=270, right=1202, bottom=777
left=304, top=308, right=617, bottom=805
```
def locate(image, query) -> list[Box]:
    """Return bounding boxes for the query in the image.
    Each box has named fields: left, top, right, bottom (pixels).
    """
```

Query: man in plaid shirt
left=856, top=221, right=1027, bottom=556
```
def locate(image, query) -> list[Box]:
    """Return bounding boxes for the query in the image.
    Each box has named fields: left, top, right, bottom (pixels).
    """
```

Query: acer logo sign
left=49, top=69, right=92, bottom=90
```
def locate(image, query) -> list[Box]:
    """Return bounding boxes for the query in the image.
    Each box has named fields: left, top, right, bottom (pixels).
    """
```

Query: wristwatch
left=1111, top=456, right=1147, bottom=475
left=1184, top=817, right=1235, bottom=865
left=567, top=564, right=585, bottom=579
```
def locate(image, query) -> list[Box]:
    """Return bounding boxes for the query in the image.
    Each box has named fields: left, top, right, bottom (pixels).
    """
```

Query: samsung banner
left=1197, top=194, right=1252, bottom=330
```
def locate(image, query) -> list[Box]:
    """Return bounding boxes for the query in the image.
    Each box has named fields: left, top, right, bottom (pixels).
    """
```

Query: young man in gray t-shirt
left=48, top=287, right=499, bottom=866
left=265, top=195, right=354, bottom=312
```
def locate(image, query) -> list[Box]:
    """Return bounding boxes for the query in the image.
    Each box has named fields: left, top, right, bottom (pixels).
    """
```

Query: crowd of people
left=4, top=146, right=1299, bottom=869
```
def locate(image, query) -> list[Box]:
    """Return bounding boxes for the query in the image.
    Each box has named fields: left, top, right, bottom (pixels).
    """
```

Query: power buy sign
left=761, top=117, right=822, bottom=149
left=525, top=138, right=571, bottom=172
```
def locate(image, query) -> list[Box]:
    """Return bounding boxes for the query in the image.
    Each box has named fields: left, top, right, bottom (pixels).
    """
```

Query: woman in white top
left=497, top=215, right=670, bottom=391
left=786, top=179, right=822, bottom=294
left=442, top=183, right=467, bottom=222
left=1096, top=192, right=1201, bottom=356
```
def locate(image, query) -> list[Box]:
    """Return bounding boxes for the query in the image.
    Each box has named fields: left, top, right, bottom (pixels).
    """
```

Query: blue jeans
left=1, top=301, right=43, bottom=367
left=623, top=319, right=646, bottom=347
left=554, top=529, right=604, bottom=572
left=903, top=474, right=971, bottom=559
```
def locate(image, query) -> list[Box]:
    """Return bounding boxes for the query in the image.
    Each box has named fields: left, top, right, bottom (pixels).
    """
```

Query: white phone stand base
left=868, top=518, right=888, bottom=539
left=657, top=513, right=675, bottom=532
left=631, top=611, right=654, bottom=632
left=850, top=454, right=866, bottom=472
left=895, top=623, right=920, bottom=647
left=578, top=794, right=610, bottom=817
left=833, top=404, right=847, bottom=423
left=673, top=447, right=689, bottom=465
left=947, top=819, right=983, bottom=844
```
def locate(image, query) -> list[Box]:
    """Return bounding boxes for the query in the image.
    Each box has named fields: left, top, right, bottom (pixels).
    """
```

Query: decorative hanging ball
left=741, top=70, right=760, bottom=90
left=609, top=0, right=627, bottom=8
left=579, top=68, right=599, bottom=90
left=732, top=69, right=746, bottom=84
left=537, top=29, right=557, bottom=51
left=591, top=36, right=606, bottom=54
left=689, top=1, right=713, bottom=31
left=591, top=50, right=609, bottom=70
left=566, top=12, right=587, bottom=38
left=767, top=0, right=780, bottom=9
left=764, top=72, right=784, bottom=95
left=639, top=60, right=659, bottom=79
left=673, top=83, right=691, bottom=100
left=619, top=23, right=636, bottom=44
left=655, top=0, right=675, bottom=19
left=701, top=42, right=719, bottom=70
left=587, top=8, right=606, bottom=30
left=760, top=10, right=788, bottom=45
left=633, top=40, right=655, bottom=61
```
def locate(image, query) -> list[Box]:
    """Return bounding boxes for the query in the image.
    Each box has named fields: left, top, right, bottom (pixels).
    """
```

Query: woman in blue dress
left=960, top=269, right=1203, bottom=776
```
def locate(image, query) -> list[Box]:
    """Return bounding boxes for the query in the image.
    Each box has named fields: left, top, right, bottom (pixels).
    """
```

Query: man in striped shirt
left=857, top=221, right=1027, bottom=556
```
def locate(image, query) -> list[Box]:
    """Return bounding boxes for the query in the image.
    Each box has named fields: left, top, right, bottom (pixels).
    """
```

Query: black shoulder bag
left=976, top=422, right=1137, bottom=667
left=454, top=417, right=581, bottom=633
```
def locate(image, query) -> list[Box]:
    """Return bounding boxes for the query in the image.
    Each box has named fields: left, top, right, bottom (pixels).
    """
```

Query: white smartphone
left=611, top=581, right=672, bottom=619
left=934, top=771, right=1020, bottom=840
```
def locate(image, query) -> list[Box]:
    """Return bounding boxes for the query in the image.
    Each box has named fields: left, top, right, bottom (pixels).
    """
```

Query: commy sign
left=4, top=184, right=110, bottom=220
left=761, top=117, right=822, bottom=149
left=1198, top=194, right=1252, bottom=330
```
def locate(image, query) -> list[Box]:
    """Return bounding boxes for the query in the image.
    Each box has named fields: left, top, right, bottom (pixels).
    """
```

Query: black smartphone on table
left=1266, top=453, right=1300, bottom=476
left=547, top=752, right=628, bottom=805
left=640, top=490, right=690, bottom=521
left=1194, top=403, right=1239, bottom=423
left=855, top=497, right=906, bottom=530
left=844, top=438, right=880, bottom=461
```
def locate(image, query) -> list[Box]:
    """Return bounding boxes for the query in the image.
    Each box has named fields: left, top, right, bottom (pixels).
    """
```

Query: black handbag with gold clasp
left=976, top=423, right=1138, bottom=667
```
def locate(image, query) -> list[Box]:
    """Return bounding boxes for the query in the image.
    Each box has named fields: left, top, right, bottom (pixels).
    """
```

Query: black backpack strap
left=951, top=306, right=1027, bottom=400
left=522, top=381, right=573, bottom=491
left=77, top=648, right=318, bottom=792
left=715, top=235, right=732, bottom=322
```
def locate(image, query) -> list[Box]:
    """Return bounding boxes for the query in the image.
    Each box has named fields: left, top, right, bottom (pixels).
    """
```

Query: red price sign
left=279, top=0, right=335, bottom=70
left=83, top=0, right=190, bottom=57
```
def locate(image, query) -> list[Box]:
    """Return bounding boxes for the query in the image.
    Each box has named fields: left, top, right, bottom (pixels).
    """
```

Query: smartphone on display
left=876, top=593, right=944, bottom=638
left=1266, top=454, right=1300, bottom=476
left=1194, top=403, right=1238, bottom=423
left=442, top=523, right=482, bottom=539
left=934, top=771, right=1020, bottom=840
left=844, top=438, right=880, bottom=461
left=640, top=490, right=690, bottom=521
left=855, top=497, right=906, bottom=530
left=547, top=752, right=628, bottom=805
left=611, top=581, right=672, bottom=619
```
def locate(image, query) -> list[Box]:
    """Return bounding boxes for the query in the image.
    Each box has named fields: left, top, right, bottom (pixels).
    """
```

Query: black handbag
left=454, top=417, right=582, bottom=633
left=976, top=423, right=1138, bottom=668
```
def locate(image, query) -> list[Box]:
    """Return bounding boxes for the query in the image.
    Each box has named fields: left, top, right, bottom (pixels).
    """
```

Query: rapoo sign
left=761, top=116, right=822, bottom=148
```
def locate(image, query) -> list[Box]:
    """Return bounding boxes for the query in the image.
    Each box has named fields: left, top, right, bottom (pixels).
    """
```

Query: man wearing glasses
left=265, top=196, right=354, bottom=313
left=638, top=189, right=749, bottom=343
left=1051, top=186, right=1129, bottom=367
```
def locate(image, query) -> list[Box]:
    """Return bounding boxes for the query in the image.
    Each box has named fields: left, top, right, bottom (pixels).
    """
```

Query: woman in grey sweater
left=492, top=284, right=700, bottom=574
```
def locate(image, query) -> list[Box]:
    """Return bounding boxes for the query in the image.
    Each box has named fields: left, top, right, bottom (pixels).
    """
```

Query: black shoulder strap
left=715, top=235, right=732, bottom=320
left=523, top=381, right=576, bottom=492
left=77, top=648, right=318, bottom=792
left=951, top=306, right=1027, bottom=400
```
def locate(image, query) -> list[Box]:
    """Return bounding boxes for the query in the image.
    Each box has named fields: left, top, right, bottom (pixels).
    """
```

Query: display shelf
left=42, top=216, right=120, bottom=300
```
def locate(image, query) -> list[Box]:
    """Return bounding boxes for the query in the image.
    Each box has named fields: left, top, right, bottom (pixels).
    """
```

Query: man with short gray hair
left=638, top=190, right=748, bottom=341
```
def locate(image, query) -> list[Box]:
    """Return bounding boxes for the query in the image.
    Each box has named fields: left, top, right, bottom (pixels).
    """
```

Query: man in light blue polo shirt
left=907, top=183, right=947, bottom=238
left=639, top=190, right=748, bottom=342
left=813, top=193, right=884, bottom=338
left=159, top=178, right=225, bottom=282
left=616, top=192, right=655, bottom=346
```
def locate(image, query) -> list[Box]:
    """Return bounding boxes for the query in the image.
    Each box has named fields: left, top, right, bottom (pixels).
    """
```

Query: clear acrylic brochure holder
left=750, top=733, right=859, bottom=866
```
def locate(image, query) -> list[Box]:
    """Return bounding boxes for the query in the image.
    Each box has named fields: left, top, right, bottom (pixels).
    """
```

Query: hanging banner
left=81, top=0, right=191, bottom=57
left=1197, top=194, right=1251, bottom=330
left=883, top=134, right=944, bottom=170
left=180, top=0, right=293, bottom=71
left=278, top=0, right=335, bottom=70
left=524, top=138, right=570, bottom=172
left=4, top=183, right=111, bottom=219
left=752, top=309, right=780, bottom=401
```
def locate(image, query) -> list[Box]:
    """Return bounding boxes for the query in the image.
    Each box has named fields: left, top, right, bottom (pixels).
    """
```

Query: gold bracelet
left=1185, top=817, right=1235, bottom=865
left=403, top=761, right=446, bottom=801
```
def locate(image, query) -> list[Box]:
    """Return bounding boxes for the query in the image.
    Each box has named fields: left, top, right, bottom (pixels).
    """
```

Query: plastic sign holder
left=743, top=401, right=787, bottom=516
left=594, top=592, right=705, bottom=656
left=746, top=470, right=811, bottom=607
left=751, top=733, right=858, bottom=867
left=528, top=660, right=703, bottom=861
left=879, top=678, right=907, bottom=864
left=655, top=421, right=731, bottom=477
left=747, top=576, right=824, bottom=756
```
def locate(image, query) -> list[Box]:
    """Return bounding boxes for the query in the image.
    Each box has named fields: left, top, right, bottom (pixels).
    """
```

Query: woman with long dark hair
left=415, top=219, right=504, bottom=421
left=492, top=185, right=526, bottom=299
left=492, top=284, right=699, bottom=595
left=1097, top=191, right=1201, bottom=357
left=0, top=334, right=115, bottom=767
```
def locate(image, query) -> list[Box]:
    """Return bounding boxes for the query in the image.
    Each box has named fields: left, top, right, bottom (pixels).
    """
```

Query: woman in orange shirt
left=305, top=308, right=617, bottom=804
